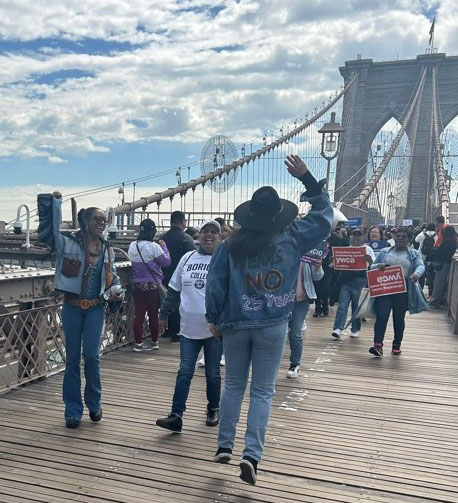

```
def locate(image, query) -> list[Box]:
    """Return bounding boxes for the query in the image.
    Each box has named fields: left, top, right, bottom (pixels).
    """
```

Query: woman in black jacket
left=427, top=225, right=457, bottom=308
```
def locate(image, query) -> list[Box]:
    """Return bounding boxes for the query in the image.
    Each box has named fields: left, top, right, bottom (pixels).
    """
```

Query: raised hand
left=284, top=154, right=309, bottom=179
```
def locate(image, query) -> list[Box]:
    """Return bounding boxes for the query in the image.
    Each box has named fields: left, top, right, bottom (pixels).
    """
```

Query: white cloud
left=0, top=0, right=455, bottom=166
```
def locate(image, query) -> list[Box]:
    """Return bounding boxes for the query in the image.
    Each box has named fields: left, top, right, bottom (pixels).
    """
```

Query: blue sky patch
left=32, top=69, right=95, bottom=86
left=212, top=44, right=244, bottom=53
left=177, top=4, right=226, bottom=17
left=0, top=37, right=142, bottom=56
left=421, top=3, right=439, bottom=21
left=128, top=119, right=149, bottom=128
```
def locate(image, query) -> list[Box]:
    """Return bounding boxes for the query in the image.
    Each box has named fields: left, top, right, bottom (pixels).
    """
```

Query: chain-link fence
left=0, top=293, right=135, bottom=393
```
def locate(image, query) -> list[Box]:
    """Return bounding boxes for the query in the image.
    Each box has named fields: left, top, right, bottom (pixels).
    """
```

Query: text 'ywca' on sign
left=367, top=265, right=407, bottom=297
left=332, top=246, right=367, bottom=270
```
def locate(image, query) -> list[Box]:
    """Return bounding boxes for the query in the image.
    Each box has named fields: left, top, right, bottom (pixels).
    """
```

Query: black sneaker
left=213, top=447, right=232, bottom=463
left=170, top=334, right=181, bottom=342
left=65, top=418, right=80, bottom=429
left=369, top=344, right=383, bottom=357
left=312, top=312, right=321, bottom=318
left=89, top=409, right=102, bottom=422
left=156, top=413, right=182, bottom=432
left=239, top=456, right=258, bottom=485
left=206, top=408, right=219, bottom=427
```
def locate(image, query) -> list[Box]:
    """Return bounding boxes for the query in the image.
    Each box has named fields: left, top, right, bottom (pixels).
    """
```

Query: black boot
left=240, top=456, right=258, bottom=485
left=156, top=413, right=183, bottom=432
left=65, top=418, right=80, bottom=429
left=89, top=409, right=103, bottom=422
left=206, top=408, right=219, bottom=426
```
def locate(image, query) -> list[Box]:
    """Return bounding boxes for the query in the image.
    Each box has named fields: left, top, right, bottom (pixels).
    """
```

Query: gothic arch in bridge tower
left=335, top=53, right=458, bottom=223
left=365, top=117, right=411, bottom=225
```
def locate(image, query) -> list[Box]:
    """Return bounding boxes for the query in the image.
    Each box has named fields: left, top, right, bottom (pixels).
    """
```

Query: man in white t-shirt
left=156, top=220, right=222, bottom=432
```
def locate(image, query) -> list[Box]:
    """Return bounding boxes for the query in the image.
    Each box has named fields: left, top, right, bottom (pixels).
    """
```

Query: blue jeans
left=61, top=303, right=105, bottom=420
left=218, top=322, right=288, bottom=462
left=172, top=335, right=222, bottom=416
left=333, top=278, right=366, bottom=332
left=288, top=300, right=310, bottom=366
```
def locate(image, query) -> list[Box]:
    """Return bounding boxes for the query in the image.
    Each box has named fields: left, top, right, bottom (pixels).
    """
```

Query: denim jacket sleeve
left=37, top=194, right=65, bottom=254
left=411, top=250, right=425, bottom=277
left=288, top=190, right=333, bottom=255
left=205, top=242, right=230, bottom=326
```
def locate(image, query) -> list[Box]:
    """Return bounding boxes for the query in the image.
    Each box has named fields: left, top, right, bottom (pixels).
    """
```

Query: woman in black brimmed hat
left=205, top=154, right=333, bottom=485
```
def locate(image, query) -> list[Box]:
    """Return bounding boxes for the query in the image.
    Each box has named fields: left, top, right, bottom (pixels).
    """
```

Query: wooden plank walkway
left=1, top=306, right=458, bottom=503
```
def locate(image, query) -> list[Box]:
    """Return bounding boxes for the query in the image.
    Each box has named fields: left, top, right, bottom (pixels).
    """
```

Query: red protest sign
left=367, top=265, right=407, bottom=298
left=333, top=246, right=367, bottom=270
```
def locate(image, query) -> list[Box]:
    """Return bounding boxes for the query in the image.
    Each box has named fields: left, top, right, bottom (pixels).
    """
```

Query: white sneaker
left=302, top=321, right=307, bottom=331
left=331, top=328, right=342, bottom=339
left=220, top=355, right=225, bottom=366
left=287, top=364, right=300, bottom=378
left=198, top=356, right=205, bottom=367
left=349, top=331, right=359, bottom=338
left=152, top=341, right=159, bottom=349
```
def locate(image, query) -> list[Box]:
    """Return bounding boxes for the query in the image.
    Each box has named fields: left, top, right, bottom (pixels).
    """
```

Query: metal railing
left=446, top=256, right=458, bottom=334
left=0, top=288, right=136, bottom=394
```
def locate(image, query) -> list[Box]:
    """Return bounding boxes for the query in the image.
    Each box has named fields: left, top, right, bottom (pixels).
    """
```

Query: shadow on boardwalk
left=0, top=307, right=457, bottom=503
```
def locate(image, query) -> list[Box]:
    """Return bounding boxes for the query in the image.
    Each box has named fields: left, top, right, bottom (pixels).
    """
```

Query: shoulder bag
left=135, top=242, right=168, bottom=305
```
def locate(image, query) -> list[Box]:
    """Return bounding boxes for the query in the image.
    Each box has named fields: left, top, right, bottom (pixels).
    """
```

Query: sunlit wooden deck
left=1, top=306, right=457, bottom=503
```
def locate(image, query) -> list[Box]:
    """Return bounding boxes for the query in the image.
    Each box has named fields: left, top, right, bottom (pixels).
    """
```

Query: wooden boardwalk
left=0, top=307, right=457, bottom=503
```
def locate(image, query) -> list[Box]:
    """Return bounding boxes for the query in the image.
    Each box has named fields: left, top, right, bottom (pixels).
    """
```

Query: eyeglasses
left=91, top=216, right=108, bottom=225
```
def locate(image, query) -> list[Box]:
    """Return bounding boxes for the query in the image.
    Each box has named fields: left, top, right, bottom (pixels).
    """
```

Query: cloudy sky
left=0, top=0, right=455, bottom=221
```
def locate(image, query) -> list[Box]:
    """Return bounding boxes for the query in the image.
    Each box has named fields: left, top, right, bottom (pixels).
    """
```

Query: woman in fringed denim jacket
left=38, top=191, right=123, bottom=429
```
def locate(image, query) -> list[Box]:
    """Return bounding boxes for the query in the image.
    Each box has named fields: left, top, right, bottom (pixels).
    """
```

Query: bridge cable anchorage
left=431, top=64, right=450, bottom=220
left=351, top=67, right=428, bottom=209
left=113, top=74, right=358, bottom=216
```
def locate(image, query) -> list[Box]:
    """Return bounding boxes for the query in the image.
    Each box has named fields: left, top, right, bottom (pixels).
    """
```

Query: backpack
left=421, top=233, right=435, bottom=256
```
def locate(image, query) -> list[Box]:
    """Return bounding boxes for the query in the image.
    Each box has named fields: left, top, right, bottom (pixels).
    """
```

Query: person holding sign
left=331, top=229, right=375, bottom=339
left=368, top=227, right=426, bottom=357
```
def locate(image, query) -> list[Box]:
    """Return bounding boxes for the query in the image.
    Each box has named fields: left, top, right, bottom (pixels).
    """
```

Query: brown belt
left=64, top=296, right=104, bottom=309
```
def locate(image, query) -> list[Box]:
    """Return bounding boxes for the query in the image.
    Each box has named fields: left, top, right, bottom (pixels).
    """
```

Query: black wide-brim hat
left=234, top=186, right=298, bottom=231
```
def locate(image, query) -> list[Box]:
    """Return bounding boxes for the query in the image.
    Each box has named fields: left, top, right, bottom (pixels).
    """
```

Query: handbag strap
left=136, top=241, right=159, bottom=283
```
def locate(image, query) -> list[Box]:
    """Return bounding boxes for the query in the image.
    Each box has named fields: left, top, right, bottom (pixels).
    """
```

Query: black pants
left=163, top=273, right=181, bottom=336
left=314, top=267, right=332, bottom=315
left=373, top=292, right=408, bottom=348
left=330, top=269, right=341, bottom=304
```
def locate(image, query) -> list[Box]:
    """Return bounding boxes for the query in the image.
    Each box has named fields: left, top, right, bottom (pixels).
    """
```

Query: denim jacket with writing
left=37, top=194, right=120, bottom=296
left=205, top=175, right=333, bottom=332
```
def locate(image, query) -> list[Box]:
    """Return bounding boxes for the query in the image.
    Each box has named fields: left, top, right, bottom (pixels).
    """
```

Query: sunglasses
left=91, top=216, right=108, bottom=225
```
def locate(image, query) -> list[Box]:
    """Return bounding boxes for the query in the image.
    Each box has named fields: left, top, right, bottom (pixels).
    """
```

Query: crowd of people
left=37, top=156, right=457, bottom=486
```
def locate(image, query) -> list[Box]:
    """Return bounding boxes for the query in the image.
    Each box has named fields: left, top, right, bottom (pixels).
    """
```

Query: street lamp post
left=318, top=112, right=345, bottom=191
left=387, top=192, right=395, bottom=225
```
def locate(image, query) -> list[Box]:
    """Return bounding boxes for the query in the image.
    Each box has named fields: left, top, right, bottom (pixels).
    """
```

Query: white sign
left=402, top=219, right=413, bottom=226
